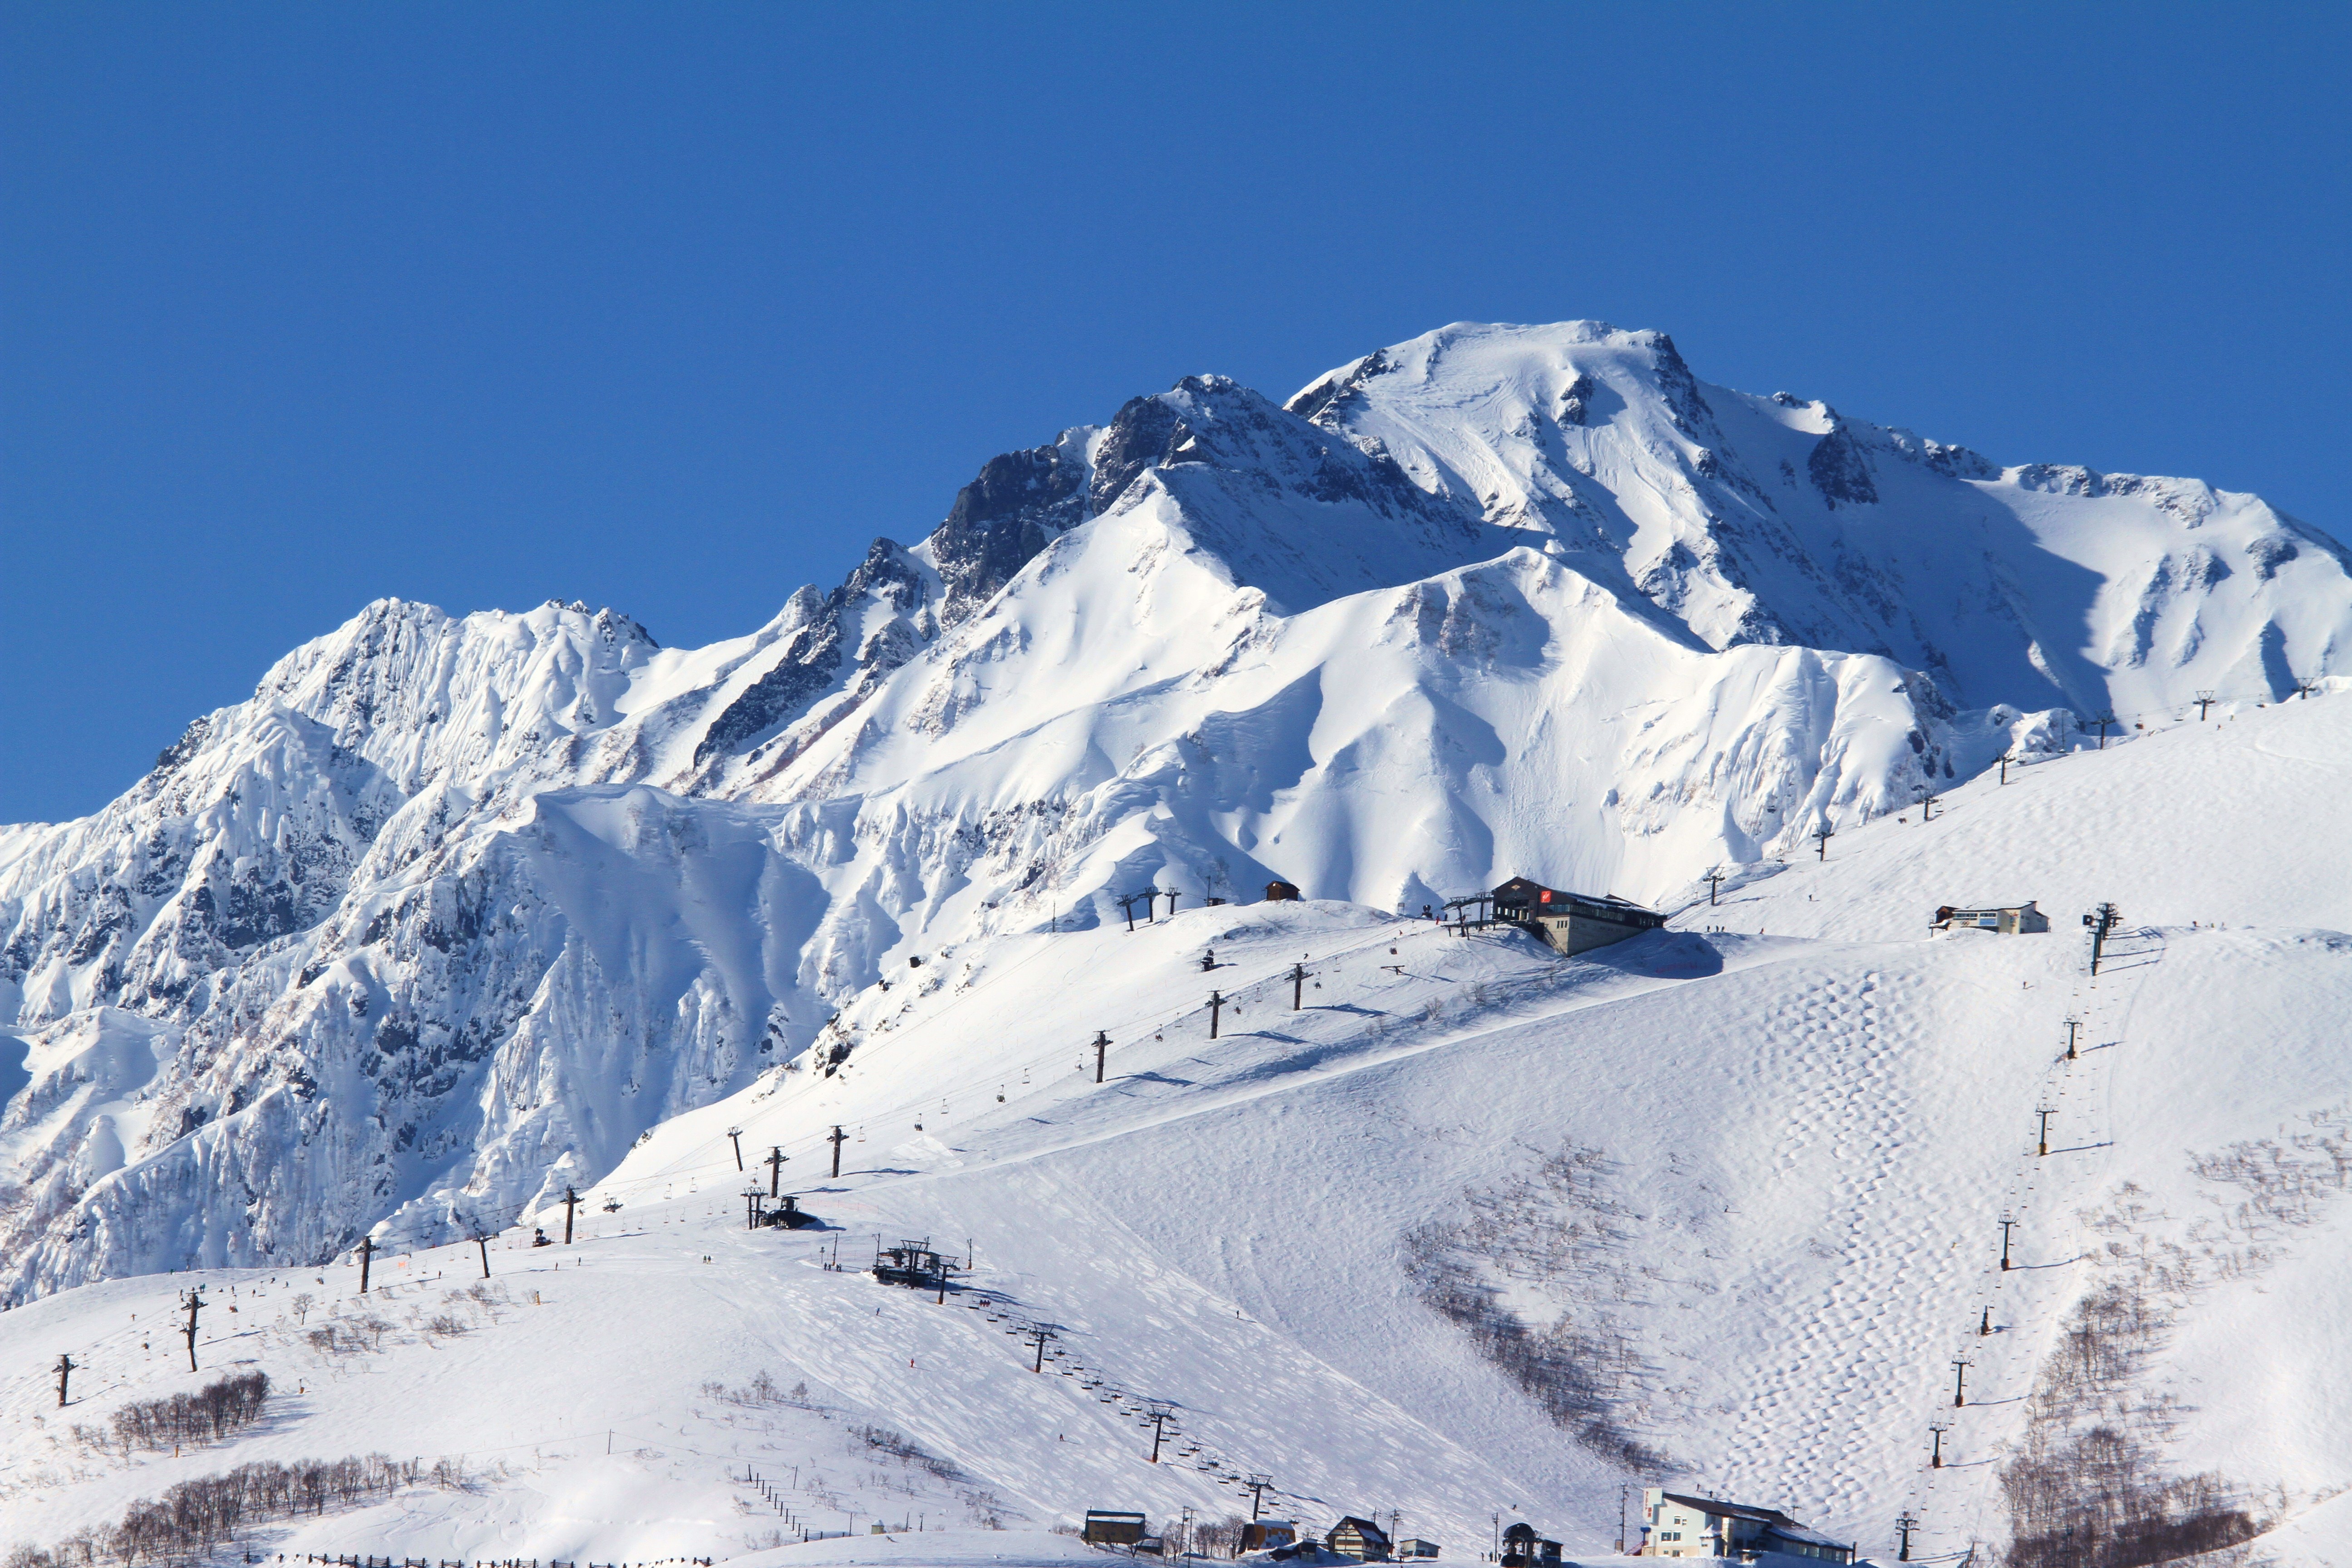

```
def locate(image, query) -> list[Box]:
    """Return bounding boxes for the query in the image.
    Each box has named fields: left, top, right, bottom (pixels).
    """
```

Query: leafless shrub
left=2006, top=1196, right=2274, bottom=1568
left=308, top=1323, right=368, bottom=1357
left=1403, top=1145, right=1668, bottom=1476
left=425, top=1314, right=467, bottom=1338
left=2001, top=1423, right=2259, bottom=1568
left=1188, top=1516, right=1250, bottom=1558
left=7, top=1452, right=434, bottom=1567
left=703, top=1370, right=819, bottom=1411
left=851, top=1424, right=964, bottom=1483
left=83, top=1371, right=270, bottom=1455
left=290, top=1292, right=315, bottom=1324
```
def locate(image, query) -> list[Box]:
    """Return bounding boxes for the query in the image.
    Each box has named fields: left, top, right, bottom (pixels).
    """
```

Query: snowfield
left=5, top=320, right=2352, bottom=1567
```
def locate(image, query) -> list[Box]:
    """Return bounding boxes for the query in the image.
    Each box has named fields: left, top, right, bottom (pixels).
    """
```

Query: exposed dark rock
left=1285, top=348, right=1394, bottom=427
left=932, top=438, right=1091, bottom=622
left=692, top=540, right=926, bottom=766
left=1808, top=422, right=1880, bottom=507
left=1089, top=394, right=1188, bottom=514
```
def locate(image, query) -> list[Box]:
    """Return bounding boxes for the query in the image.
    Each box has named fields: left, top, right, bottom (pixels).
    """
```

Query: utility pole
left=2092, top=712, right=2117, bottom=749
left=1290, top=963, right=1309, bottom=1009
left=828, top=1124, right=848, bottom=1179
left=1245, top=1475, right=1272, bottom=1521
left=1951, top=1357, right=1971, bottom=1407
left=1618, top=1484, right=1629, bottom=1553
left=2296, top=677, right=2319, bottom=700
left=181, top=1288, right=206, bottom=1372
left=561, top=1186, right=581, bottom=1245
left=1093, top=1030, right=1110, bottom=1083
left=766, top=1146, right=787, bottom=1198
left=55, top=1352, right=75, bottom=1408
left=1999, top=1213, right=2017, bottom=1272
left=1997, top=751, right=2014, bottom=785
left=2195, top=691, right=2216, bottom=720
left=1145, top=1401, right=1173, bottom=1463
left=1029, top=1325, right=1056, bottom=1373
left=1897, top=1512, right=1919, bottom=1563
left=475, top=1230, right=492, bottom=1279
left=1920, top=789, right=1942, bottom=821
left=2037, top=1107, right=2056, bottom=1158
left=1930, top=1422, right=1948, bottom=1469
left=2063, top=1016, right=2081, bottom=1061
left=358, top=1235, right=373, bottom=1295
left=1706, top=867, right=1725, bottom=906
left=727, top=1128, right=745, bottom=1171
left=1813, top=824, right=1834, bottom=861
left=1208, top=990, right=1224, bottom=1039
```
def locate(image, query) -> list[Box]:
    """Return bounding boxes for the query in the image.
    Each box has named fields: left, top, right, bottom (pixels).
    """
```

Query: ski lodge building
left=1492, top=877, right=1666, bottom=955
left=1929, top=901, right=2050, bottom=935
left=1637, top=1490, right=1853, bottom=1562
left=1326, top=1516, right=1394, bottom=1561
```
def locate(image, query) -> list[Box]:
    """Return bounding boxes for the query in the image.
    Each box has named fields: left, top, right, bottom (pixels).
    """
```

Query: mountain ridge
left=3, top=318, right=2348, bottom=1303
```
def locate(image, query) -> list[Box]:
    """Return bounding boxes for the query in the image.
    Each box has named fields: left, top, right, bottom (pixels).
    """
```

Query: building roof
left=1330, top=1516, right=1392, bottom=1542
left=1657, top=1493, right=1793, bottom=1526
left=1490, top=878, right=1665, bottom=926
left=1764, top=1522, right=1854, bottom=1551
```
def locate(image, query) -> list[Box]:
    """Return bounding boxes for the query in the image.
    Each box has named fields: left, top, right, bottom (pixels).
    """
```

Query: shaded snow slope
left=3, top=322, right=2349, bottom=1313
left=6, top=693, right=2351, bottom=1568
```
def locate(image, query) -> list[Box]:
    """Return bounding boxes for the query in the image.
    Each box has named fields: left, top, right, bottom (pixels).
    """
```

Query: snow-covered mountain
left=5, top=695, right=2350, bottom=1568
left=3, top=320, right=2349, bottom=1314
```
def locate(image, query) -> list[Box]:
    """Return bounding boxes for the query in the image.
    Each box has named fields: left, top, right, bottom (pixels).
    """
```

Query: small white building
left=1639, top=1490, right=1852, bottom=1563
left=1930, top=900, right=2049, bottom=935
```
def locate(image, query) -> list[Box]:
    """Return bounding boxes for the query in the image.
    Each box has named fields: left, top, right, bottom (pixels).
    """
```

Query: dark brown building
left=1491, top=877, right=1664, bottom=956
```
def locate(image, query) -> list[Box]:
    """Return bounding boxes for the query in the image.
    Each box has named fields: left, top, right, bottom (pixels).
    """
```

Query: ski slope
left=7, top=694, right=2350, bottom=1567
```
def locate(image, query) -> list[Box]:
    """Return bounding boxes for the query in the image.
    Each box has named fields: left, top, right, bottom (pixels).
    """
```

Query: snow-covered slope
left=3, top=319, right=2349, bottom=1318
left=5, top=695, right=2349, bottom=1568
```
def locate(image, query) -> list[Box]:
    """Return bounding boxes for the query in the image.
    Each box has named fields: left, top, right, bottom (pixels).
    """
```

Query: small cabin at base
left=1083, top=1510, right=1147, bottom=1546
left=1397, top=1540, right=1440, bottom=1561
left=1931, top=901, right=2049, bottom=935
left=1327, top=1516, right=1393, bottom=1561
left=1265, top=879, right=1303, bottom=902
left=1492, top=878, right=1666, bottom=956
left=1500, top=1523, right=1561, bottom=1567
left=1639, top=1489, right=1853, bottom=1562
left=1243, top=1520, right=1299, bottom=1551
left=762, top=1194, right=818, bottom=1229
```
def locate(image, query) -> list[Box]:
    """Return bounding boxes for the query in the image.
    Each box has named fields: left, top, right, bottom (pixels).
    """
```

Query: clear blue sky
left=4, top=3, right=2346, bottom=824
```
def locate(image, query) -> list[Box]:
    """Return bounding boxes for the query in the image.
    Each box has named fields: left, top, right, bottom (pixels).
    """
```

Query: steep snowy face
left=0, top=599, right=669, bottom=1032
left=5, top=319, right=2350, bottom=1305
left=1294, top=321, right=2352, bottom=715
